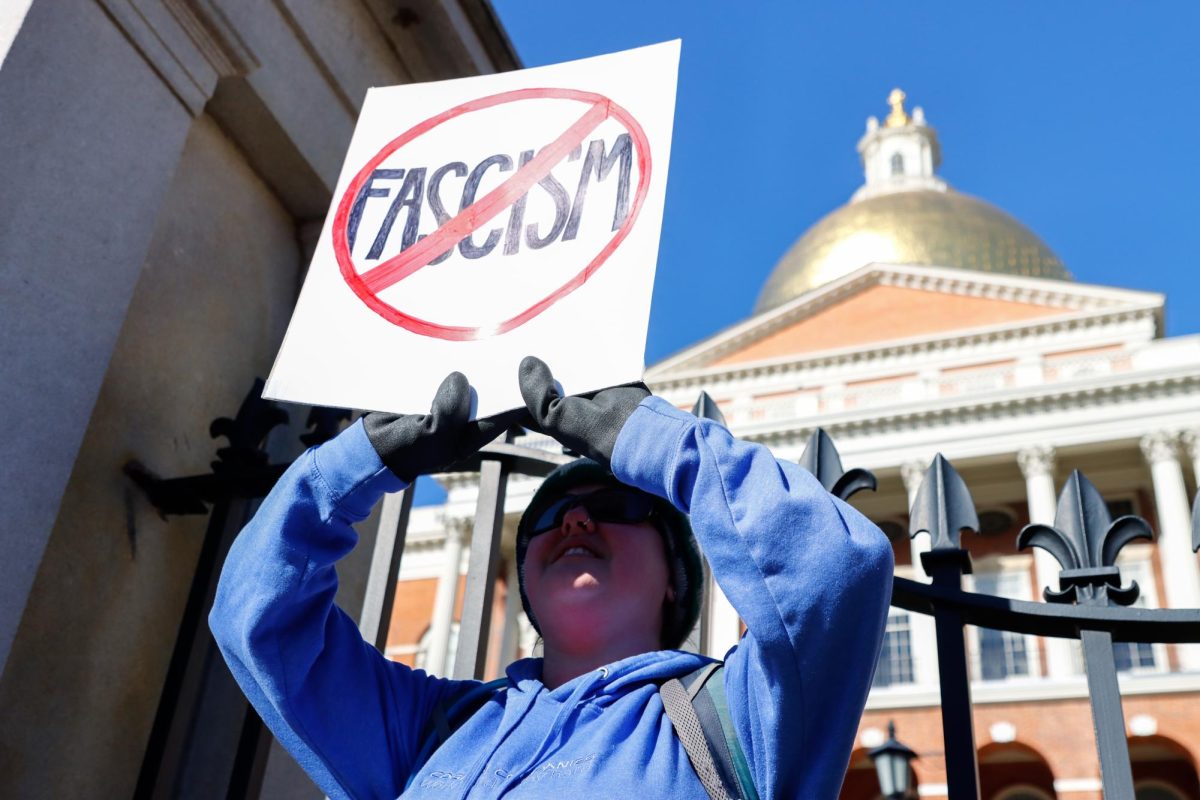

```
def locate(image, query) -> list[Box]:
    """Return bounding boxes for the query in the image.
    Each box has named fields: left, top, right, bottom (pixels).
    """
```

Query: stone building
left=0, top=2, right=516, bottom=797
left=390, top=91, right=1200, bottom=799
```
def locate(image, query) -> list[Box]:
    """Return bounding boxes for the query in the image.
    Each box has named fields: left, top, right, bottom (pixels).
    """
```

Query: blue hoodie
left=210, top=397, right=893, bottom=799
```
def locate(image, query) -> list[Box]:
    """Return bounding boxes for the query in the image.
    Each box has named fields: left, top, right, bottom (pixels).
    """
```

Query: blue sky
left=491, top=1, right=1200, bottom=359
left=415, top=2, right=1199, bottom=504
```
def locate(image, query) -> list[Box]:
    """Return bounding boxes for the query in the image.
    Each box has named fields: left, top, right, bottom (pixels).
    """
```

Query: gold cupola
left=754, top=90, right=1071, bottom=313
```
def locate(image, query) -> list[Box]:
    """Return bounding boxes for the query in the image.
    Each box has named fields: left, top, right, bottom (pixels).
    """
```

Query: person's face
left=523, top=484, right=673, bottom=648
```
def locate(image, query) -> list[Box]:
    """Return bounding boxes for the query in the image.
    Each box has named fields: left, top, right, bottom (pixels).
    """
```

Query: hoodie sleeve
left=610, top=397, right=893, bottom=800
left=209, top=418, right=465, bottom=800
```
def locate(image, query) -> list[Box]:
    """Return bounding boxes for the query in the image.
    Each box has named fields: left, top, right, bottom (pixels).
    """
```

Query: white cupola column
left=901, top=459, right=939, bottom=687
left=426, top=519, right=467, bottom=676
left=1017, top=446, right=1077, bottom=679
left=1140, top=432, right=1200, bottom=671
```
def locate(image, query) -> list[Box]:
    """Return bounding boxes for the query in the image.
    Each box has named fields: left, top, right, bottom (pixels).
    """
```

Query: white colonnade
left=1140, top=432, right=1200, bottom=671
left=425, top=519, right=467, bottom=676
left=1016, top=445, right=1078, bottom=679
left=901, top=459, right=940, bottom=686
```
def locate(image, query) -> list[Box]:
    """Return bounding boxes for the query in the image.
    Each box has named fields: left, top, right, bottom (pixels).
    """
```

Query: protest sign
left=263, top=41, right=680, bottom=417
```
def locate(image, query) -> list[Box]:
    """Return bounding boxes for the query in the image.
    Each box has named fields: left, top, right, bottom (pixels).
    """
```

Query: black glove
left=518, top=356, right=650, bottom=468
left=363, top=372, right=528, bottom=483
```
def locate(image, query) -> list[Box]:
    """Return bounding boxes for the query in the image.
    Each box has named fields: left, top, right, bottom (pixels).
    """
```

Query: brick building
left=388, top=91, right=1200, bottom=799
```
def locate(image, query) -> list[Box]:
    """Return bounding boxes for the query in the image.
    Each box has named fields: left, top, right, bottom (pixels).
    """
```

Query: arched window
left=1135, top=783, right=1187, bottom=800
left=890, top=152, right=905, bottom=176
left=994, top=790, right=1053, bottom=800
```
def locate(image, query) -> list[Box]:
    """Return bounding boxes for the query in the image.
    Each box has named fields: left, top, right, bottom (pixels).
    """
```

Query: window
left=873, top=609, right=915, bottom=687
left=890, top=152, right=905, bottom=176
left=1112, top=555, right=1160, bottom=673
left=970, top=561, right=1037, bottom=681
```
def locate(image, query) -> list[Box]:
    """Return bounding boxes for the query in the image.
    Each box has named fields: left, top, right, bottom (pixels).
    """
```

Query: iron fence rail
left=128, top=383, right=1200, bottom=799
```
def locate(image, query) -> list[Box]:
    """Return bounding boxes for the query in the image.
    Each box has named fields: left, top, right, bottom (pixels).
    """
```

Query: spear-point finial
left=691, top=391, right=727, bottom=427
left=1191, top=488, right=1199, bottom=554
left=798, top=428, right=876, bottom=500
left=908, top=454, right=978, bottom=551
left=1017, top=470, right=1152, bottom=605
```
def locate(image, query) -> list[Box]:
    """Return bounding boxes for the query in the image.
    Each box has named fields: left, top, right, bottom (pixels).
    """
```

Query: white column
left=706, top=578, right=742, bottom=660
left=901, top=459, right=939, bottom=686
left=901, top=460, right=932, bottom=580
left=498, top=560, right=522, bottom=666
left=1017, top=445, right=1076, bottom=679
left=426, top=520, right=466, bottom=676
left=1140, top=432, right=1200, bottom=671
left=1182, top=430, right=1200, bottom=489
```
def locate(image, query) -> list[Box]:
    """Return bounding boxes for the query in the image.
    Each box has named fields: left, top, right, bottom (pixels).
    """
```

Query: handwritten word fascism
left=347, top=133, right=633, bottom=264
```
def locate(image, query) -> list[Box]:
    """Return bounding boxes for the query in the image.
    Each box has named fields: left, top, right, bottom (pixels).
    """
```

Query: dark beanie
left=515, top=458, right=704, bottom=650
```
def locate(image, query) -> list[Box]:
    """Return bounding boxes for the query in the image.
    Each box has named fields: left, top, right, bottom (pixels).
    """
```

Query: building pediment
left=648, top=264, right=1161, bottom=380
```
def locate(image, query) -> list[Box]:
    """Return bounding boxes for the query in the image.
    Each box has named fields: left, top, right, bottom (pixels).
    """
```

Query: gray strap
left=661, top=677, right=735, bottom=800
left=684, top=661, right=723, bottom=701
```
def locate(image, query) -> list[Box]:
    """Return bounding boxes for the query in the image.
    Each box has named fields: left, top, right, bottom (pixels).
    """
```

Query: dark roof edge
left=463, top=0, right=523, bottom=71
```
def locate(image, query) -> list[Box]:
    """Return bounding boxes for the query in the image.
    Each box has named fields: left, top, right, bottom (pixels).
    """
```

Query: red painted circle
left=331, top=87, right=652, bottom=341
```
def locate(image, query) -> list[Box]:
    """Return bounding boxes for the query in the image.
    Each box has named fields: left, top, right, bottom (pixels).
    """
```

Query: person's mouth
left=549, top=539, right=605, bottom=564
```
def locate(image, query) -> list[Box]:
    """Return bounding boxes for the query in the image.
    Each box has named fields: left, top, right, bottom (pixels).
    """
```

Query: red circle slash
left=331, top=87, right=652, bottom=341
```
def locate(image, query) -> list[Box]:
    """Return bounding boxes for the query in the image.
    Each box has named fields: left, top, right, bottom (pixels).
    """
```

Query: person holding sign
left=210, top=358, right=893, bottom=798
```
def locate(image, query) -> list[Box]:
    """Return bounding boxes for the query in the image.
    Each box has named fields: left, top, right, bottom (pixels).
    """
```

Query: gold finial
left=885, top=88, right=909, bottom=128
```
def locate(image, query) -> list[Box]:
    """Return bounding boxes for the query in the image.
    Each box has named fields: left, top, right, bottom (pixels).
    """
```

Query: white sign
left=264, top=41, right=680, bottom=417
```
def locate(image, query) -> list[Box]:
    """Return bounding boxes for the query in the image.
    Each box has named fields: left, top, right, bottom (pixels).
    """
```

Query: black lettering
left=458, top=154, right=512, bottom=259
left=366, top=168, right=426, bottom=260
left=502, top=150, right=535, bottom=256
left=563, top=134, right=632, bottom=241
left=348, top=168, right=404, bottom=251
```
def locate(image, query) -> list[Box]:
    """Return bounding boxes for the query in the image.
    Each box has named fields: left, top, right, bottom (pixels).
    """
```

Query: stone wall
left=0, top=0, right=516, bottom=795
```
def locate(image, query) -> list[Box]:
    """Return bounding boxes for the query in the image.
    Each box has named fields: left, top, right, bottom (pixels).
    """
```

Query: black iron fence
left=129, top=383, right=1200, bottom=799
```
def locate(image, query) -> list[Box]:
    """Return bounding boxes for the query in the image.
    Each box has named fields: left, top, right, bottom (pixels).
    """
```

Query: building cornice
left=650, top=303, right=1161, bottom=392
left=738, top=364, right=1200, bottom=448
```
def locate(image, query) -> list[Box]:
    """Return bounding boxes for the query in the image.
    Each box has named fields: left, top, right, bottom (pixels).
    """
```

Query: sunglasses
left=528, top=487, right=656, bottom=537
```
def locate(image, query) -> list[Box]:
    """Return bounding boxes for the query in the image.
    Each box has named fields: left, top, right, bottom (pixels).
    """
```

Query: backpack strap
left=661, top=663, right=759, bottom=800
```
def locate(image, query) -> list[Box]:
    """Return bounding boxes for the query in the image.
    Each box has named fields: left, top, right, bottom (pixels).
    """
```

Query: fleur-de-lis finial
left=909, top=454, right=979, bottom=552
left=210, top=379, right=289, bottom=476
left=797, top=428, right=877, bottom=500
left=1017, top=470, right=1152, bottom=606
left=300, top=406, right=353, bottom=447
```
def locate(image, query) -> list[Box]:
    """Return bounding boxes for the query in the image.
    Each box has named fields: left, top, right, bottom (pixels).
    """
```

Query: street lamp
left=869, top=720, right=918, bottom=800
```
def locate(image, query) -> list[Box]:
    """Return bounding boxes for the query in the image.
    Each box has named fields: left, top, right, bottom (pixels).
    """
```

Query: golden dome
left=754, top=189, right=1072, bottom=313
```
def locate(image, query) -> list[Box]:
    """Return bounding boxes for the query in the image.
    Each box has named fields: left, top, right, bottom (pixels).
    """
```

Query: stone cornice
left=97, top=0, right=259, bottom=114
left=736, top=365, right=1200, bottom=448
left=649, top=303, right=1161, bottom=392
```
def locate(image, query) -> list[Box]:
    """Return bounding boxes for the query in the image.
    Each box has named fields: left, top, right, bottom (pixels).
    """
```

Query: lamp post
left=869, top=720, right=918, bottom=800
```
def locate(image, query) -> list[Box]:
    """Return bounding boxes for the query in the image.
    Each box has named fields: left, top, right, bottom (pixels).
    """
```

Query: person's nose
left=560, top=501, right=594, bottom=534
